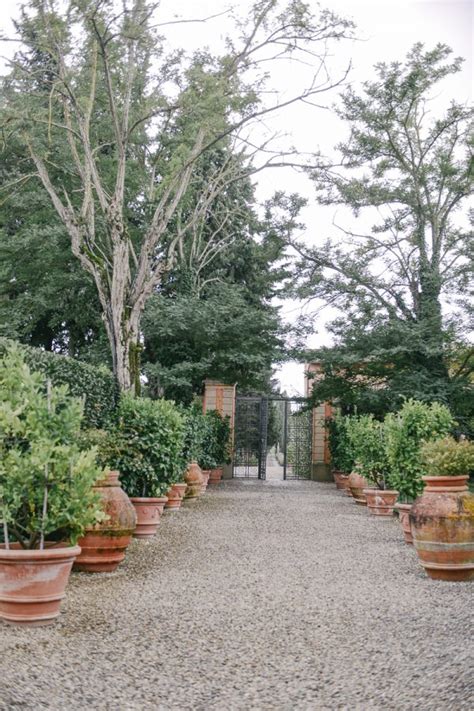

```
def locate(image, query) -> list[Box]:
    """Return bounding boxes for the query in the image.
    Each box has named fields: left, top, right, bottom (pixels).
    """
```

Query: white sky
left=0, top=0, right=472, bottom=395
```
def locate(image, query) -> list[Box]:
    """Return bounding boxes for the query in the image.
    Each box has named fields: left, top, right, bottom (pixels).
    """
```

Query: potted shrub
left=326, top=413, right=354, bottom=493
left=0, top=347, right=104, bottom=625
left=206, top=411, right=231, bottom=485
left=345, top=415, right=373, bottom=505
left=180, top=404, right=207, bottom=502
left=107, top=395, right=185, bottom=532
left=74, top=429, right=137, bottom=571
left=385, top=399, right=454, bottom=543
left=345, top=414, right=398, bottom=514
left=410, top=437, right=474, bottom=581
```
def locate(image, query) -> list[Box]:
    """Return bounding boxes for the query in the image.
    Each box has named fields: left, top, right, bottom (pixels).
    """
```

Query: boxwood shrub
left=99, top=395, right=186, bottom=497
left=0, top=338, right=119, bottom=429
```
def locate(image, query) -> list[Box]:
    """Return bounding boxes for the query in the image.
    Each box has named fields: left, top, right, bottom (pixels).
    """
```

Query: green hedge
left=0, top=338, right=119, bottom=429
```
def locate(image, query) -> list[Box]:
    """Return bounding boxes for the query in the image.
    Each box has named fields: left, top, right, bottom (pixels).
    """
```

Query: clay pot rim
left=0, top=543, right=81, bottom=560
left=94, top=469, right=121, bottom=486
left=422, top=475, right=468, bottom=483
left=173, top=482, right=187, bottom=488
left=130, top=496, right=168, bottom=503
left=394, top=502, right=413, bottom=511
left=363, top=488, right=399, bottom=495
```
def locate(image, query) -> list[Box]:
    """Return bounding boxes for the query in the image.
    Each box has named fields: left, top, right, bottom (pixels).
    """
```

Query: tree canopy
left=294, top=44, right=473, bottom=431
left=0, top=0, right=353, bottom=391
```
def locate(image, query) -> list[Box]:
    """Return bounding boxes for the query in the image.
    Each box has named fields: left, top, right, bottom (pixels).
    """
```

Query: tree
left=295, top=44, right=473, bottom=425
left=141, top=149, right=301, bottom=402
left=1, top=0, right=353, bottom=391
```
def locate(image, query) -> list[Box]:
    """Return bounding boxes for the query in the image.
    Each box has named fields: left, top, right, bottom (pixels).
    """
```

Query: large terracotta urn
left=164, top=482, right=187, bottom=511
left=208, top=467, right=224, bottom=485
left=184, top=461, right=203, bottom=502
left=201, top=469, right=211, bottom=494
left=74, top=471, right=137, bottom=573
left=395, top=503, right=413, bottom=544
left=130, top=497, right=168, bottom=539
left=363, top=489, right=399, bottom=516
left=0, top=543, right=81, bottom=626
left=347, top=471, right=369, bottom=505
left=333, top=470, right=349, bottom=490
left=410, top=475, right=474, bottom=581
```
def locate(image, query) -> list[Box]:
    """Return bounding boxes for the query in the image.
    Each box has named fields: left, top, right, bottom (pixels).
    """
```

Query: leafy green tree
left=1, top=0, right=352, bottom=391
left=296, top=44, right=473, bottom=425
left=384, top=399, right=454, bottom=501
left=0, top=346, right=103, bottom=549
left=143, top=284, right=284, bottom=403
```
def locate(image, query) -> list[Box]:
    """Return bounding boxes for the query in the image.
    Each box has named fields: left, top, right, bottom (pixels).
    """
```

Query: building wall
left=305, top=363, right=333, bottom=481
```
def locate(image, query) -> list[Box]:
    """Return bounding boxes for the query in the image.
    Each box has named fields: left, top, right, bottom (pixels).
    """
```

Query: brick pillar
left=203, top=380, right=236, bottom=479
left=305, top=363, right=333, bottom=482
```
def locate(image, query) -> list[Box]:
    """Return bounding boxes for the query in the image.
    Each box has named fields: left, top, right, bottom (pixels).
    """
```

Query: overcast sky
left=0, top=1, right=472, bottom=395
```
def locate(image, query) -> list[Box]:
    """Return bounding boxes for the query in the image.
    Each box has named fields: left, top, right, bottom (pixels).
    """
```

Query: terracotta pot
left=347, top=471, right=369, bottom=505
left=363, top=489, right=399, bottom=517
left=184, top=461, right=203, bottom=502
left=130, top=497, right=168, bottom=539
left=395, top=503, right=413, bottom=544
left=410, top=475, right=474, bottom=581
left=164, top=482, right=187, bottom=511
left=74, top=471, right=137, bottom=573
left=0, top=543, right=81, bottom=626
left=201, top=469, right=211, bottom=494
left=333, top=471, right=350, bottom=490
left=208, top=467, right=224, bottom=485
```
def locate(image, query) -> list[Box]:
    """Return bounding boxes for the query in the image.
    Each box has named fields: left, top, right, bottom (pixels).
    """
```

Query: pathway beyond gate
left=1, top=481, right=472, bottom=710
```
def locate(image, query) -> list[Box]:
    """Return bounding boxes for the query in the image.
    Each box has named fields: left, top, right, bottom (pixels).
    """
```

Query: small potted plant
left=410, top=437, right=474, bottom=581
left=206, top=411, right=231, bottom=485
left=326, top=413, right=354, bottom=493
left=345, top=415, right=373, bottom=505
left=0, top=347, right=104, bottom=625
left=385, top=400, right=454, bottom=543
left=179, top=403, right=207, bottom=502
left=107, top=395, right=185, bottom=533
left=346, top=414, right=398, bottom=514
left=74, top=428, right=137, bottom=571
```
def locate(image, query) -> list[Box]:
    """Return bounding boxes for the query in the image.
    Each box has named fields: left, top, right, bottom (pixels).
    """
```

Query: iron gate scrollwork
left=233, top=396, right=312, bottom=480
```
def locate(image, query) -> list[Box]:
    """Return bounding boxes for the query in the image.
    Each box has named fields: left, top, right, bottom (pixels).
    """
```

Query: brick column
left=305, top=363, right=333, bottom=482
left=203, top=380, right=236, bottom=479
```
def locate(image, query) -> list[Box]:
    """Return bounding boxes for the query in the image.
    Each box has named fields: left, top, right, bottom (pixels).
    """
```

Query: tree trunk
left=105, top=313, right=142, bottom=394
left=417, top=261, right=449, bottom=380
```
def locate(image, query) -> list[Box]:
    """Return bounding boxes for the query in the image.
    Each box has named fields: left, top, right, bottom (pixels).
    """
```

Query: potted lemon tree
left=107, top=395, right=186, bottom=533
left=0, top=347, right=103, bottom=625
left=385, top=400, right=454, bottom=543
left=410, top=437, right=474, bottom=581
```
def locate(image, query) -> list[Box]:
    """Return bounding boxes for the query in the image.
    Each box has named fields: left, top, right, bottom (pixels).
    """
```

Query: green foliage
left=0, top=339, right=119, bottom=429
left=143, top=284, right=285, bottom=404
left=326, top=412, right=354, bottom=473
left=181, top=403, right=209, bottom=465
left=421, top=437, right=474, bottom=477
left=346, top=414, right=388, bottom=488
left=204, top=410, right=232, bottom=467
left=384, top=399, right=455, bottom=501
left=0, top=346, right=104, bottom=549
left=298, top=44, right=473, bottom=431
left=305, top=320, right=474, bottom=436
left=104, top=395, right=185, bottom=497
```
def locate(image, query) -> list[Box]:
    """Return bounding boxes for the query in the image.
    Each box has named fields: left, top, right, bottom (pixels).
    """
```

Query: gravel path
left=1, top=480, right=473, bottom=711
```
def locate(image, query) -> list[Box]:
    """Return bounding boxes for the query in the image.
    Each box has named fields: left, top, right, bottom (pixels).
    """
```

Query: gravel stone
left=1, top=480, right=473, bottom=710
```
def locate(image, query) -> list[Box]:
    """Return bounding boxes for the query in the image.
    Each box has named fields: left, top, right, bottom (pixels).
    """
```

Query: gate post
left=203, top=380, right=236, bottom=480
left=305, top=363, right=333, bottom=482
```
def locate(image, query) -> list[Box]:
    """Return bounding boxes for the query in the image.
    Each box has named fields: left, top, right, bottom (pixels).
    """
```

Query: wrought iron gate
left=233, top=396, right=312, bottom=480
